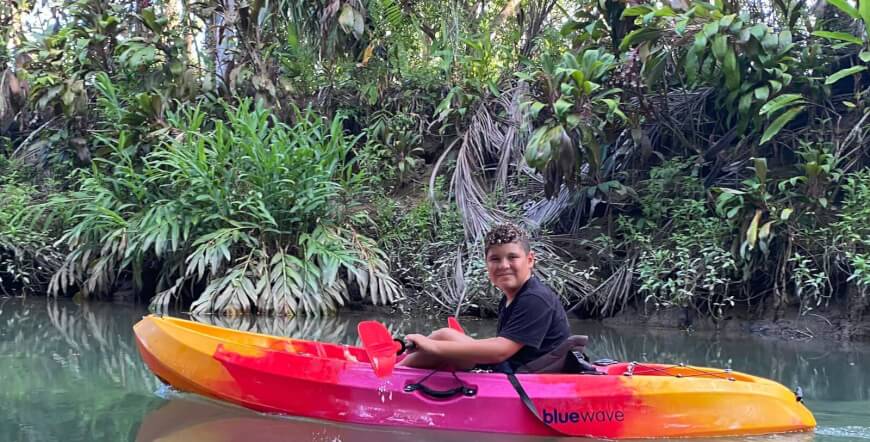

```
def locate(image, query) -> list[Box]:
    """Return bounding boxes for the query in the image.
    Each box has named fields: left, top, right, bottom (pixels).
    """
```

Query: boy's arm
left=405, top=334, right=523, bottom=365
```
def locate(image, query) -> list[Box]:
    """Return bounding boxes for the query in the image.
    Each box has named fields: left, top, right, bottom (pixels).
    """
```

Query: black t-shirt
left=497, top=275, right=570, bottom=370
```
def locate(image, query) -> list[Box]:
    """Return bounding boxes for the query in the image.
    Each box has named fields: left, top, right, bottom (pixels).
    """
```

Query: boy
left=399, top=223, right=570, bottom=372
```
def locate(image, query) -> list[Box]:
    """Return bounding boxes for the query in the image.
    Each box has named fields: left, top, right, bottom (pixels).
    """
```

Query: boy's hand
left=404, top=334, right=440, bottom=355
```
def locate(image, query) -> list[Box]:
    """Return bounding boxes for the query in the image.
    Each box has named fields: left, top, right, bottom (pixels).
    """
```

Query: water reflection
left=1, top=297, right=869, bottom=441
left=0, top=297, right=161, bottom=442
left=136, top=394, right=819, bottom=442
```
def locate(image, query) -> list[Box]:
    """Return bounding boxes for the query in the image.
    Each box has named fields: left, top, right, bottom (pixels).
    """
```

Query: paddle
left=357, top=320, right=402, bottom=378
left=447, top=316, right=465, bottom=334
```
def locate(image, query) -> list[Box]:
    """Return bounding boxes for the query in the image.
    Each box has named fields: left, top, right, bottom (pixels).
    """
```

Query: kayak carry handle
left=404, top=382, right=476, bottom=399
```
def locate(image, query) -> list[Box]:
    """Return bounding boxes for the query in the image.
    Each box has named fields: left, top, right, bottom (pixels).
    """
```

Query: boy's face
left=485, top=242, right=534, bottom=296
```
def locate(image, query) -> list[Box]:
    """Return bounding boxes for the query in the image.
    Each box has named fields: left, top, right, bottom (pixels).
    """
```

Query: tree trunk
left=215, top=0, right=236, bottom=90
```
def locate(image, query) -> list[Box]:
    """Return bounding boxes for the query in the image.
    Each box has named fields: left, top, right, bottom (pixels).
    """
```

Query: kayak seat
left=516, top=335, right=602, bottom=375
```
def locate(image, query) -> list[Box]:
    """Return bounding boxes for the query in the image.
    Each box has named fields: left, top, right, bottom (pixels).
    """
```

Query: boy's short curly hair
left=484, top=222, right=531, bottom=255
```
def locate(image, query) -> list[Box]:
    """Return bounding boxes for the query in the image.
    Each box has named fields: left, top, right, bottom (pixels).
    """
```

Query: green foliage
left=48, top=100, right=401, bottom=315
left=624, top=2, right=808, bottom=141
left=364, top=110, right=424, bottom=187
left=618, top=158, right=739, bottom=316
left=0, top=158, right=61, bottom=294
left=0, top=178, right=40, bottom=291
left=373, top=191, right=466, bottom=296
left=3, top=0, right=870, bottom=322
left=834, top=170, right=870, bottom=289
left=523, top=48, right=626, bottom=197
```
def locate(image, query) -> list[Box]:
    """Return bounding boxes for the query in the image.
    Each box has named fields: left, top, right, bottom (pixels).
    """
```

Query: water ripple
left=816, top=426, right=870, bottom=440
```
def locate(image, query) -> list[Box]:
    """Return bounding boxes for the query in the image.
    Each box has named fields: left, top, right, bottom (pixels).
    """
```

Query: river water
left=1, top=297, right=868, bottom=442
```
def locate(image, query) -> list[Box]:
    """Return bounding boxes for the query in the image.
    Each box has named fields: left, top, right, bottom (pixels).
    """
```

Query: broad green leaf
left=862, top=0, right=870, bottom=36
left=566, top=113, right=582, bottom=127
left=759, top=93, right=803, bottom=115
left=754, top=86, right=770, bottom=101
left=812, top=30, right=863, bottom=45
left=753, top=157, right=768, bottom=184
left=703, top=22, right=719, bottom=38
left=746, top=209, right=762, bottom=250
left=769, top=79, right=783, bottom=94
left=761, top=105, right=805, bottom=144
left=622, top=5, right=654, bottom=16
left=676, top=18, right=689, bottom=34
left=781, top=207, right=794, bottom=221
left=723, top=48, right=740, bottom=90
left=748, top=23, right=767, bottom=39
left=825, top=0, right=860, bottom=18
left=141, top=8, right=159, bottom=33
left=571, top=70, right=586, bottom=88
left=739, top=92, right=753, bottom=115
left=762, top=33, right=779, bottom=50
left=779, top=30, right=792, bottom=47
left=693, top=34, right=708, bottom=53
left=554, top=98, right=573, bottom=117
left=654, top=6, right=676, bottom=16
left=619, top=29, right=663, bottom=51
left=861, top=50, right=870, bottom=62
left=825, top=65, right=868, bottom=84
left=712, top=34, right=728, bottom=60
left=529, top=101, right=546, bottom=118
left=759, top=220, right=775, bottom=240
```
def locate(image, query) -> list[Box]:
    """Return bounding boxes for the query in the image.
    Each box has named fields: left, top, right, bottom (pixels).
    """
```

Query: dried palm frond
left=569, top=254, right=637, bottom=317
left=423, top=83, right=602, bottom=314
left=426, top=246, right=471, bottom=316
left=430, top=86, right=533, bottom=240
left=451, top=108, right=507, bottom=239
left=494, top=84, right=532, bottom=188
left=837, top=111, right=870, bottom=173
left=531, top=238, right=598, bottom=301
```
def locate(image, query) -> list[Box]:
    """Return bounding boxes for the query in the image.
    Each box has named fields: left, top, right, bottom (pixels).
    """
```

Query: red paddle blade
left=448, top=316, right=465, bottom=334
left=357, top=320, right=398, bottom=378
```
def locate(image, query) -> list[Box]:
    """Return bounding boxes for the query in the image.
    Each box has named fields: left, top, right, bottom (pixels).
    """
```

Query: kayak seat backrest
left=516, top=335, right=599, bottom=374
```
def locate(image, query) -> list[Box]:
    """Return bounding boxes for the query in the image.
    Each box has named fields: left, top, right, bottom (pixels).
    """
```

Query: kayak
left=133, top=315, right=816, bottom=439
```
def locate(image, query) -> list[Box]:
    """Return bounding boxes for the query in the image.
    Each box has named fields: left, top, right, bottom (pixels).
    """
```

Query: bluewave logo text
left=542, top=408, right=625, bottom=424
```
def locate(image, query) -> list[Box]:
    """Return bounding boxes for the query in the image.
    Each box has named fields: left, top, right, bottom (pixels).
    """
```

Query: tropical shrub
left=0, top=159, right=61, bottom=294
left=834, top=170, right=870, bottom=291
left=49, top=99, right=401, bottom=315
left=618, top=158, right=739, bottom=317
